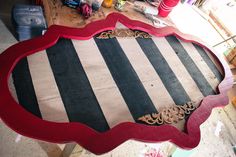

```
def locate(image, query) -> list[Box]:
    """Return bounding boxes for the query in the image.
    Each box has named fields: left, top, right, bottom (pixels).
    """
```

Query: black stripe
left=136, top=38, right=190, bottom=105
left=193, top=43, right=223, bottom=82
left=165, top=36, right=215, bottom=96
left=12, top=58, right=42, bottom=118
left=46, top=38, right=109, bottom=132
left=94, top=38, right=157, bottom=120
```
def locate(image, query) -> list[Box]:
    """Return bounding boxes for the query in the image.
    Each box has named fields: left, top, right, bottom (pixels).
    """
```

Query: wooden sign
left=0, top=13, right=233, bottom=154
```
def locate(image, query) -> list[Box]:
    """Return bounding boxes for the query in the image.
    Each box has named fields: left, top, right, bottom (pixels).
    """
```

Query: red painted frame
left=0, top=13, right=233, bottom=154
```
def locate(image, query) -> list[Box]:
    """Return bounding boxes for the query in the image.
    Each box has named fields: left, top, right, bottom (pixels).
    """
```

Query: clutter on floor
left=61, top=0, right=179, bottom=23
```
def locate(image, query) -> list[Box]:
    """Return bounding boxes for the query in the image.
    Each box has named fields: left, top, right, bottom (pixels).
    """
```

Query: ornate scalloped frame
left=0, top=13, right=233, bottom=154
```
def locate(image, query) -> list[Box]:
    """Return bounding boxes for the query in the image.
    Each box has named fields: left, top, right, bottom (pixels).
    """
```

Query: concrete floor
left=0, top=19, right=49, bottom=157
left=0, top=1, right=236, bottom=157
left=0, top=0, right=30, bottom=33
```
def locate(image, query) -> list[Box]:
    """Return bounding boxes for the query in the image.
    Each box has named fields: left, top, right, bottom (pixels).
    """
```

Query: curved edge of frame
left=0, top=13, right=233, bottom=154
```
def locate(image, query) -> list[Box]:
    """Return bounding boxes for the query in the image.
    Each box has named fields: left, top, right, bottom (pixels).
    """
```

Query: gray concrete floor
left=0, top=0, right=30, bottom=36
left=0, top=18, right=51, bottom=157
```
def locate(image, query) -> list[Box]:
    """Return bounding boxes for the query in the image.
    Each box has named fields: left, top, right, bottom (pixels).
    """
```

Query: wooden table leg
left=61, top=143, right=84, bottom=157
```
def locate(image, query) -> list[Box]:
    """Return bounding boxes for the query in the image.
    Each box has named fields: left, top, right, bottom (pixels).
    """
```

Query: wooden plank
left=209, top=11, right=234, bottom=43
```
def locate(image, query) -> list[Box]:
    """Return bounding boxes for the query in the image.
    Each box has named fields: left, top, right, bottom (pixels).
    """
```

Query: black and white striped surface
left=11, top=35, right=223, bottom=132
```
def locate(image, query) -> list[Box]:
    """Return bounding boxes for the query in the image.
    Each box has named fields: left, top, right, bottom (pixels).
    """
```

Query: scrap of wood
left=231, top=97, right=236, bottom=108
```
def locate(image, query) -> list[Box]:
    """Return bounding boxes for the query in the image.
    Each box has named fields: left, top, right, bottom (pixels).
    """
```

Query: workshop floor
left=0, top=1, right=236, bottom=157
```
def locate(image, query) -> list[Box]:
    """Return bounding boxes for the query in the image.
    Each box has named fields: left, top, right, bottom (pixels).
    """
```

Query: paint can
left=102, top=0, right=113, bottom=8
left=158, top=0, right=180, bottom=17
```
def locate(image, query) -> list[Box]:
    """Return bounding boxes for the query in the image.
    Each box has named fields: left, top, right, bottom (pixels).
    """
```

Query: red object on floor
left=77, top=3, right=92, bottom=19
left=158, top=0, right=180, bottom=17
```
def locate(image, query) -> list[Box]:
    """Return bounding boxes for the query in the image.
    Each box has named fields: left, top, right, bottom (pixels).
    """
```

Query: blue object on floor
left=12, top=4, right=47, bottom=41
left=63, top=0, right=81, bottom=8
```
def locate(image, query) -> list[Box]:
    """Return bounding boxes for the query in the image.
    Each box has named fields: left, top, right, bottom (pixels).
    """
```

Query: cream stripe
left=8, top=75, right=18, bottom=103
left=27, top=51, right=69, bottom=122
left=153, top=37, right=203, bottom=104
left=179, top=41, right=220, bottom=91
left=72, top=39, right=134, bottom=127
left=117, top=38, right=174, bottom=109
left=205, top=48, right=224, bottom=75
